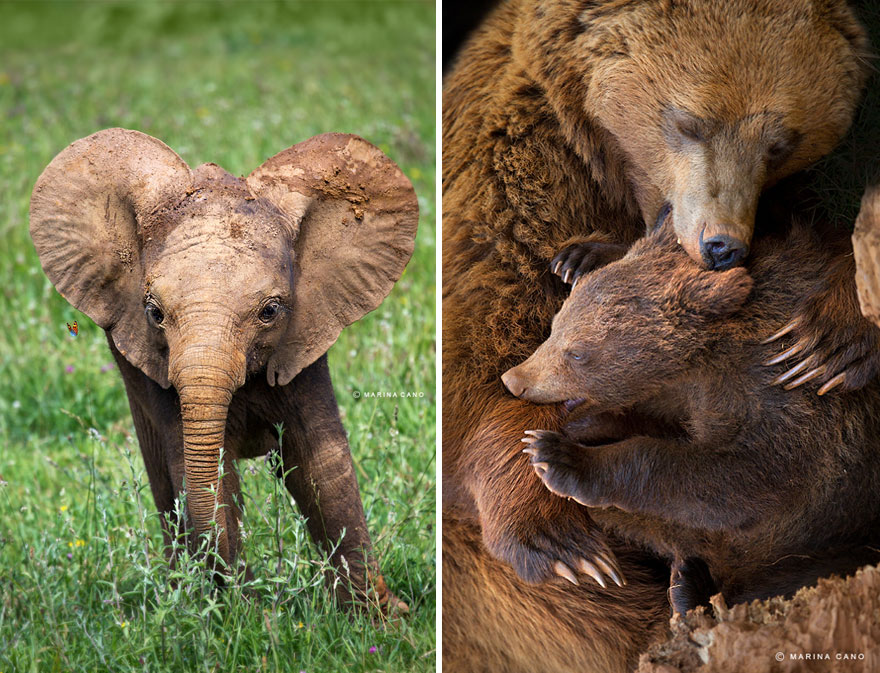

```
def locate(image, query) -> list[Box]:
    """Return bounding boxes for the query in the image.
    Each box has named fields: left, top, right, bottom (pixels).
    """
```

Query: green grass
left=0, top=2, right=435, bottom=672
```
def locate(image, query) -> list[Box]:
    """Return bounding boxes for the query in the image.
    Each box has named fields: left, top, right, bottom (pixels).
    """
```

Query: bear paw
left=763, top=296, right=880, bottom=395
left=482, top=470, right=625, bottom=588
left=522, top=429, right=602, bottom=505
left=520, top=430, right=626, bottom=588
left=551, top=241, right=629, bottom=288
left=668, top=557, right=718, bottom=617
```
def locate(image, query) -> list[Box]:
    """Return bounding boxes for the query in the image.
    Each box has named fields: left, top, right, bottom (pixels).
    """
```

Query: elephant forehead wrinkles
left=146, top=234, right=290, bottom=304
left=156, top=225, right=287, bottom=261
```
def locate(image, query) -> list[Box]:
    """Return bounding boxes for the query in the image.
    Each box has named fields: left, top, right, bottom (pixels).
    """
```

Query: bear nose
left=700, top=234, right=749, bottom=271
left=501, top=368, right=528, bottom=398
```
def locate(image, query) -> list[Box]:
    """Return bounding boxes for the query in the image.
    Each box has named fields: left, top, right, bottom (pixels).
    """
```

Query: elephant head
left=30, top=128, right=418, bottom=565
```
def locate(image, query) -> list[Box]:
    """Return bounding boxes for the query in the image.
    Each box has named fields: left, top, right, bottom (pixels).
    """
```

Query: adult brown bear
left=442, top=1, right=873, bottom=671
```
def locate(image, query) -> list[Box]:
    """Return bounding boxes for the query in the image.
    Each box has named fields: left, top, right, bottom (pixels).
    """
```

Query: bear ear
left=674, top=267, right=753, bottom=319
left=817, top=0, right=872, bottom=77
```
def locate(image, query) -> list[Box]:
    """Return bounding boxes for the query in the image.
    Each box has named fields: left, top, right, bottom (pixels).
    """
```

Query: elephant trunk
left=169, top=333, right=246, bottom=570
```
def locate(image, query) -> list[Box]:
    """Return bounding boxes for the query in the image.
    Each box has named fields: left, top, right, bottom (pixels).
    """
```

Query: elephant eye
left=145, top=302, right=164, bottom=327
left=259, top=300, right=281, bottom=323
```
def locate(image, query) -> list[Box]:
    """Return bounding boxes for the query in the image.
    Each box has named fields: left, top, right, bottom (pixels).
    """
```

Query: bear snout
left=700, top=232, right=749, bottom=271
left=501, top=366, right=530, bottom=398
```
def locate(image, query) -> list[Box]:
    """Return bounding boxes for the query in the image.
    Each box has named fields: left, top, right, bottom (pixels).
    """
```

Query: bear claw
left=769, top=357, right=812, bottom=385
left=554, top=561, right=579, bottom=585
left=783, top=364, right=827, bottom=390
left=550, top=241, right=629, bottom=288
left=763, top=339, right=807, bottom=366
left=761, top=318, right=801, bottom=345
left=817, top=372, right=847, bottom=395
left=577, top=558, right=606, bottom=588
left=593, top=553, right=626, bottom=587
left=763, top=287, right=880, bottom=394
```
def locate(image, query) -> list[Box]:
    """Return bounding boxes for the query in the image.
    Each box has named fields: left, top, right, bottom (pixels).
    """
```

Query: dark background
left=443, top=0, right=499, bottom=72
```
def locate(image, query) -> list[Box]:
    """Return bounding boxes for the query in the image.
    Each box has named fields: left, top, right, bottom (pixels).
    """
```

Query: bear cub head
left=502, top=229, right=753, bottom=412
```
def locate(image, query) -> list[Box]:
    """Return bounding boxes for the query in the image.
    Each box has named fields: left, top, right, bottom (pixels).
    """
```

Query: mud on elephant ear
left=30, top=128, right=193, bottom=388
left=29, top=129, right=419, bottom=389
left=246, top=132, right=419, bottom=386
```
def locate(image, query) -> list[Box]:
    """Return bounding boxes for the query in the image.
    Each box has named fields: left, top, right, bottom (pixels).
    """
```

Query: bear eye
left=765, top=128, right=801, bottom=165
left=259, top=300, right=282, bottom=324
left=766, top=141, right=789, bottom=162
left=662, top=106, right=714, bottom=149
left=566, top=350, right=587, bottom=364
left=145, top=301, right=164, bottom=327
left=676, top=119, right=704, bottom=143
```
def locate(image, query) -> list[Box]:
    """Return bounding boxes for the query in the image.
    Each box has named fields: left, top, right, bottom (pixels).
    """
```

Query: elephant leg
left=110, top=338, right=182, bottom=560
left=127, top=399, right=184, bottom=563
left=256, top=355, right=403, bottom=611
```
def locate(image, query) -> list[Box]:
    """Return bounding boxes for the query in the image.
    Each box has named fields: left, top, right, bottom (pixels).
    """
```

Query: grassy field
left=0, top=2, right=435, bottom=672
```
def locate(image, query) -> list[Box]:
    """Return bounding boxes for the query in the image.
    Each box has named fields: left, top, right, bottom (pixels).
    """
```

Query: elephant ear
left=30, top=128, right=193, bottom=388
left=247, top=133, right=419, bottom=386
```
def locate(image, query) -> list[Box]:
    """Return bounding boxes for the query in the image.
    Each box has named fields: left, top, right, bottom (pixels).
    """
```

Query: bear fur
left=442, top=0, right=871, bottom=670
left=507, top=222, right=880, bottom=616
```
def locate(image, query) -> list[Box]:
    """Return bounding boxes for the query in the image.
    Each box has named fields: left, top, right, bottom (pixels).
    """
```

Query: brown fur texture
left=636, top=564, right=880, bottom=673
left=443, top=0, right=870, bottom=669
left=443, top=510, right=671, bottom=673
left=508, top=222, right=880, bottom=616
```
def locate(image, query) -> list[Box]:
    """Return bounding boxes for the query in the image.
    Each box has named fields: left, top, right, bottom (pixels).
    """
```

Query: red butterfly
left=67, top=321, right=78, bottom=337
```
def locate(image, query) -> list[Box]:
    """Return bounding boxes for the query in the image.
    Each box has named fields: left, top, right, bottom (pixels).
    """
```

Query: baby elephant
left=502, top=221, right=880, bottom=615
left=31, top=129, right=418, bottom=610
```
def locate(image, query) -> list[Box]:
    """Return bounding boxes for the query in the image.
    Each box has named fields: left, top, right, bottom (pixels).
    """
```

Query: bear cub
left=502, top=222, right=880, bottom=614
